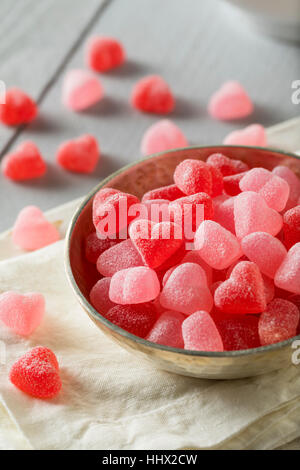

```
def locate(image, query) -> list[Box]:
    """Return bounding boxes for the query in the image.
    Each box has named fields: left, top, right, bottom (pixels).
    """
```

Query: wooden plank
left=0, top=0, right=300, bottom=230
left=0, top=0, right=109, bottom=154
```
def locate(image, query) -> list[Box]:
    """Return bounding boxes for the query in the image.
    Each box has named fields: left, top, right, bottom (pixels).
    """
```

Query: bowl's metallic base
left=66, top=145, right=300, bottom=379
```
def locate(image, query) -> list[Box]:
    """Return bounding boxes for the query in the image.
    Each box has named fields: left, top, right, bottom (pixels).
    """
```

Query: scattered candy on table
left=208, top=81, right=253, bottom=121
left=62, top=69, right=103, bottom=111
left=141, top=119, right=188, bottom=156
left=56, top=134, right=100, bottom=174
left=223, top=124, right=266, bottom=147
left=85, top=36, right=125, bottom=72
left=131, top=75, right=175, bottom=114
left=0, top=88, right=38, bottom=126
left=0, top=291, right=45, bottom=336
left=1, top=141, right=46, bottom=181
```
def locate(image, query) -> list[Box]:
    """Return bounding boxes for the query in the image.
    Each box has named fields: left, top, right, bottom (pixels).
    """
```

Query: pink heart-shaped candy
left=223, top=124, right=266, bottom=146
left=12, top=206, right=60, bottom=251
left=0, top=291, right=45, bottom=335
left=62, top=69, right=103, bottom=111
left=208, top=81, right=253, bottom=120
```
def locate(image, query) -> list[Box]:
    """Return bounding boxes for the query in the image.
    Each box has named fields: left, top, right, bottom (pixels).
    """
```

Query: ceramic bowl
left=65, top=145, right=300, bottom=379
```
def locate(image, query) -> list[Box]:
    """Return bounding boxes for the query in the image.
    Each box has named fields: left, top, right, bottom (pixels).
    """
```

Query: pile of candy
left=87, top=153, right=300, bottom=352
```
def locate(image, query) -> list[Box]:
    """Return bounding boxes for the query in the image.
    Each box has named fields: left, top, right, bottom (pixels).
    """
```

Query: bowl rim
left=65, top=144, right=300, bottom=359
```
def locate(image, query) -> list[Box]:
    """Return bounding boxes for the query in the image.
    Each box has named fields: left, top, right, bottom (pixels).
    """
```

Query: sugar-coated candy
left=239, top=168, right=290, bottom=212
left=174, top=159, right=212, bottom=196
left=62, top=69, right=103, bottom=111
left=214, top=261, right=267, bottom=314
left=141, top=119, right=188, bottom=156
left=90, top=278, right=115, bottom=314
left=223, top=172, right=245, bottom=196
left=86, top=36, right=125, bottom=72
left=234, top=191, right=283, bottom=239
left=0, top=291, right=45, bottom=336
left=223, top=124, right=266, bottom=146
left=143, top=199, right=170, bottom=223
left=0, top=88, right=37, bottom=126
left=12, top=206, right=60, bottom=251
left=194, top=220, right=241, bottom=270
left=142, top=184, right=185, bottom=202
left=182, top=311, right=223, bottom=351
left=275, top=243, right=300, bottom=294
left=213, top=195, right=235, bottom=233
left=93, top=187, right=140, bottom=237
left=241, top=232, right=287, bottom=279
left=263, top=275, right=275, bottom=304
left=156, top=242, right=187, bottom=272
left=206, top=153, right=248, bottom=176
left=160, top=263, right=213, bottom=314
left=56, top=134, right=100, bottom=174
left=213, top=313, right=260, bottom=350
left=10, top=347, right=62, bottom=399
left=131, top=75, right=175, bottom=114
left=85, top=232, right=119, bottom=263
left=283, top=206, right=300, bottom=249
left=209, top=165, right=224, bottom=197
left=258, top=298, right=300, bottom=345
left=272, top=166, right=300, bottom=210
left=146, top=311, right=185, bottom=348
left=97, top=239, right=144, bottom=277
left=129, top=219, right=183, bottom=269
left=109, top=266, right=160, bottom=304
left=105, top=303, right=157, bottom=337
left=169, top=192, right=213, bottom=236
left=1, top=141, right=46, bottom=181
left=181, top=251, right=213, bottom=285
left=208, top=81, right=253, bottom=121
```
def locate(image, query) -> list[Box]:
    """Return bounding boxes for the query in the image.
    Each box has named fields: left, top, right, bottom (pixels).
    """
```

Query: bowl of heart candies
left=65, top=145, right=300, bottom=379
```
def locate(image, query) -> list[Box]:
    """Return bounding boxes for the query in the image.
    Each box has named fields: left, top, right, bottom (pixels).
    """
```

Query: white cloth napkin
left=1, top=118, right=300, bottom=450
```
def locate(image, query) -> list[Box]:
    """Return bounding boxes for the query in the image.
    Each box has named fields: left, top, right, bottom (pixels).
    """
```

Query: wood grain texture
left=0, top=0, right=299, bottom=230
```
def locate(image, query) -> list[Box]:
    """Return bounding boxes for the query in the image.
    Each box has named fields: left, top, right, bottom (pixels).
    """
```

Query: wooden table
left=0, top=0, right=300, bottom=450
left=0, top=0, right=299, bottom=230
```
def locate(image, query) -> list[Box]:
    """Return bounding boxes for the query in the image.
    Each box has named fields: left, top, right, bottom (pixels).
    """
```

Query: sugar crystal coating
left=275, top=243, right=300, bottom=294
left=141, top=119, right=188, bottom=156
left=86, top=36, right=125, bottom=72
left=214, top=313, right=260, bottom=350
left=56, top=134, right=100, bottom=174
left=258, top=298, right=300, bottom=345
left=241, top=232, right=287, bottom=279
left=85, top=231, right=119, bottom=264
left=239, top=168, right=290, bottom=212
left=208, top=81, right=253, bottom=121
left=12, top=206, right=60, bottom=251
left=234, top=191, right=283, bottom=239
left=0, top=291, right=44, bottom=336
left=109, top=266, right=160, bottom=304
left=97, top=238, right=144, bottom=277
left=105, top=303, right=157, bottom=337
left=169, top=192, right=214, bottom=236
left=62, top=69, right=103, bottom=111
left=194, top=220, right=242, bottom=270
left=160, top=262, right=213, bottom=314
left=1, top=141, right=46, bottom=181
left=131, top=75, right=175, bottom=114
left=182, top=311, right=224, bottom=351
left=90, top=278, right=115, bottom=314
left=206, top=153, right=248, bottom=176
left=213, top=195, right=235, bottom=233
left=10, top=347, right=61, bottom=399
left=129, top=219, right=183, bottom=269
left=146, top=311, right=185, bottom=348
left=272, top=166, right=300, bottom=210
left=142, top=184, right=185, bottom=202
left=223, top=172, right=245, bottom=196
left=214, top=261, right=267, bottom=314
left=283, top=205, right=300, bottom=249
left=174, top=159, right=212, bottom=196
left=0, top=88, right=37, bottom=125
left=93, top=187, right=140, bottom=237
